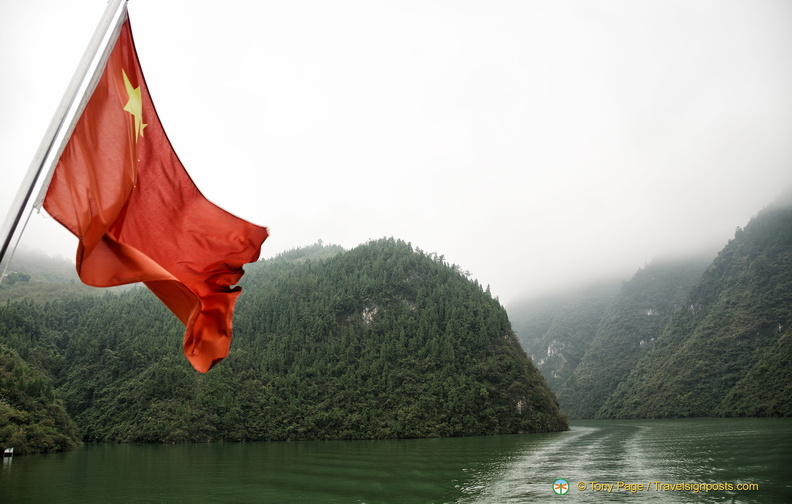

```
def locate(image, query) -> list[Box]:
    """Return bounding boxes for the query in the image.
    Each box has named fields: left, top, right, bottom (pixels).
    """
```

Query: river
left=2, top=418, right=790, bottom=503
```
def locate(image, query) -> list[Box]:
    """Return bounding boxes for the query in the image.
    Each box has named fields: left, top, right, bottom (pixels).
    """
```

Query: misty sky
left=1, top=0, right=791, bottom=304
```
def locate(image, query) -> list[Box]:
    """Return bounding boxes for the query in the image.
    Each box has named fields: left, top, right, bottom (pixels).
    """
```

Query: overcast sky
left=1, top=0, right=791, bottom=304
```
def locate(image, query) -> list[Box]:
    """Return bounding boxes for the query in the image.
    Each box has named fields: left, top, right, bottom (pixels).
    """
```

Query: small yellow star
left=122, top=69, right=147, bottom=141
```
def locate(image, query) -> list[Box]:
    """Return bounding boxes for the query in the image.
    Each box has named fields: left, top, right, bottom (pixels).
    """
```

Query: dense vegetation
left=0, top=344, right=79, bottom=455
left=508, top=281, right=620, bottom=391
left=600, top=198, right=792, bottom=418
left=557, top=256, right=710, bottom=418
left=7, top=186, right=790, bottom=446
left=0, top=238, right=567, bottom=451
left=715, top=325, right=792, bottom=416
left=510, top=192, right=792, bottom=419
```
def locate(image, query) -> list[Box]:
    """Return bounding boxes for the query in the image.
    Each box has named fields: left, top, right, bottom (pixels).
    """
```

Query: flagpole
left=0, top=0, right=128, bottom=278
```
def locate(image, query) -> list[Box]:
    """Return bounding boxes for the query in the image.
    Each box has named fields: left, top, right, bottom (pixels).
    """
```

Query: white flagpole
left=0, top=0, right=129, bottom=278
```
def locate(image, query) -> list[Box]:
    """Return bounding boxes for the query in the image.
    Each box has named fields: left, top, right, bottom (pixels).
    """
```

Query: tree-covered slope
left=507, top=282, right=620, bottom=391
left=0, top=344, right=79, bottom=455
left=557, top=256, right=710, bottom=418
left=599, top=196, right=792, bottom=418
left=0, top=238, right=567, bottom=445
left=232, top=238, right=566, bottom=438
left=715, top=325, right=792, bottom=417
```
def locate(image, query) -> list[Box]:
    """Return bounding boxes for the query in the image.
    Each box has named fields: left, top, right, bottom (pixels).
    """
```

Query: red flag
left=43, top=16, right=268, bottom=372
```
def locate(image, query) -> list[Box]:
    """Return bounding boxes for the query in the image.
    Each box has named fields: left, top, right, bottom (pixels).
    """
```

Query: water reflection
left=461, top=419, right=792, bottom=504
left=3, top=418, right=790, bottom=503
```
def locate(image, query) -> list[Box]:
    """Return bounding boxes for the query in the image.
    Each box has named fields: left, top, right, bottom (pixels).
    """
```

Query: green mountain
left=715, top=325, right=792, bottom=416
left=509, top=190, right=792, bottom=420
left=599, top=196, right=792, bottom=418
left=508, top=281, right=621, bottom=391
left=0, top=238, right=567, bottom=448
left=556, top=256, right=710, bottom=418
left=0, top=343, right=79, bottom=455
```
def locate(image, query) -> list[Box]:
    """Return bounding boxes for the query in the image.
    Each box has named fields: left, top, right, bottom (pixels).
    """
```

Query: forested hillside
left=508, top=282, right=620, bottom=390
left=556, top=256, right=710, bottom=418
left=0, top=344, right=79, bottom=455
left=600, top=196, right=792, bottom=418
left=510, top=191, right=792, bottom=419
left=0, top=238, right=567, bottom=450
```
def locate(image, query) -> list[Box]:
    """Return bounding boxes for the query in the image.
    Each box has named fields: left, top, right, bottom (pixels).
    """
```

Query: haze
left=1, top=0, right=791, bottom=304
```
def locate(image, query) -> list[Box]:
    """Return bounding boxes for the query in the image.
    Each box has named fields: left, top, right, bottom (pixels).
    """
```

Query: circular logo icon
left=553, top=478, right=570, bottom=495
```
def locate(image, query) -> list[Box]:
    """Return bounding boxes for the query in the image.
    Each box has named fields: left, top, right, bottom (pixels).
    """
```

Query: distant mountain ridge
left=509, top=281, right=621, bottom=391
left=509, top=191, right=792, bottom=418
left=601, top=196, right=792, bottom=418
left=0, top=249, right=127, bottom=304
left=557, top=256, right=711, bottom=418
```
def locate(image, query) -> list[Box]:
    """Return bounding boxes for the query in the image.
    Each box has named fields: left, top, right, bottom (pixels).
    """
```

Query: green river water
left=2, top=418, right=790, bottom=503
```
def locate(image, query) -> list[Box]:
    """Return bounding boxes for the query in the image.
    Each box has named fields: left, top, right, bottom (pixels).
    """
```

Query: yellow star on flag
left=122, top=69, right=147, bottom=141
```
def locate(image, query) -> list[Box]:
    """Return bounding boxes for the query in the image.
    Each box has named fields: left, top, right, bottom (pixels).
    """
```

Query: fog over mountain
left=2, top=1, right=791, bottom=303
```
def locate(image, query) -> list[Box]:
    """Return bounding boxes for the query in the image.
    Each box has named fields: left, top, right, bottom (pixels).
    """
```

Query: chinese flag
left=43, top=16, right=268, bottom=372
